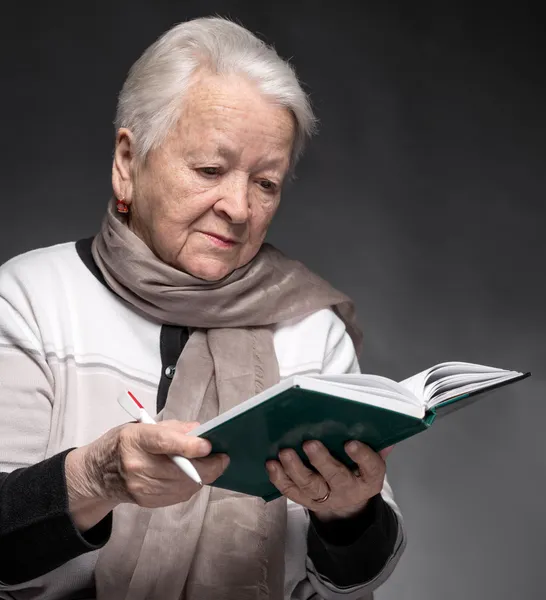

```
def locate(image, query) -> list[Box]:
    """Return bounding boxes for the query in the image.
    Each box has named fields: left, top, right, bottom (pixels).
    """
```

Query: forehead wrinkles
left=170, top=73, right=295, bottom=163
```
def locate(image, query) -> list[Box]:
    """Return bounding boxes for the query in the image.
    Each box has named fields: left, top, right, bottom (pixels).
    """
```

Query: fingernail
left=266, top=462, right=277, bottom=473
left=280, top=450, right=292, bottom=461
left=347, top=441, right=359, bottom=453
left=305, top=441, right=320, bottom=453
left=198, top=439, right=210, bottom=453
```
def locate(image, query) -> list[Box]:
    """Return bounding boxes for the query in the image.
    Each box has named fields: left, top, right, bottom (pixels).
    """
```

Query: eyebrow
left=187, top=145, right=288, bottom=173
left=186, top=145, right=239, bottom=162
left=255, top=156, right=288, bottom=172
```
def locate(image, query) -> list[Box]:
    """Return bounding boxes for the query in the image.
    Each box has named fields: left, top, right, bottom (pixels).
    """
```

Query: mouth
left=200, top=232, right=239, bottom=248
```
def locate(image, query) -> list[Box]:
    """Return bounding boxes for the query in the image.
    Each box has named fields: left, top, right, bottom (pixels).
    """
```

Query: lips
left=201, top=231, right=239, bottom=247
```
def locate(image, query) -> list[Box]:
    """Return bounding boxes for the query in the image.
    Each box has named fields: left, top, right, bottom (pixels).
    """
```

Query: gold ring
left=313, top=489, right=331, bottom=504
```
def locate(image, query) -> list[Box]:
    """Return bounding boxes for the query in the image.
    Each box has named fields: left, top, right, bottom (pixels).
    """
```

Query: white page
left=424, top=362, right=506, bottom=384
left=429, top=373, right=521, bottom=407
left=309, top=373, right=422, bottom=406
left=400, top=361, right=514, bottom=402
left=425, top=372, right=504, bottom=399
left=399, top=367, right=435, bottom=398
left=295, top=377, right=425, bottom=418
left=308, top=382, right=414, bottom=404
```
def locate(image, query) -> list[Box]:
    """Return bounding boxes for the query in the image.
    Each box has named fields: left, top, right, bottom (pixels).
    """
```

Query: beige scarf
left=91, top=202, right=362, bottom=599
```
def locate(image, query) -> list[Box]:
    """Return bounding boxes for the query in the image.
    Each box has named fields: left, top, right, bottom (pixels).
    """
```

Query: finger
left=192, top=454, right=230, bottom=485
left=125, top=468, right=203, bottom=508
left=345, top=441, right=386, bottom=487
left=133, top=423, right=211, bottom=459
left=277, top=449, right=326, bottom=500
left=119, top=442, right=195, bottom=485
left=130, top=452, right=187, bottom=481
left=122, top=454, right=229, bottom=507
left=379, top=445, right=395, bottom=460
left=132, top=453, right=229, bottom=490
left=158, top=453, right=230, bottom=484
left=156, top=420, right=201, bottom=434
left=132, top=453, right=196, bottom=483
left=266, top=460, right=303, bottom=501
left=302, top=440, right=354, bottom=489
left=144, top=454, right=229, bottom=486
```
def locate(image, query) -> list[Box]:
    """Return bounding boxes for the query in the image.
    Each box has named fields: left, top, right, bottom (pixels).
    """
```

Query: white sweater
left=0, top=242, right=405, bottom=600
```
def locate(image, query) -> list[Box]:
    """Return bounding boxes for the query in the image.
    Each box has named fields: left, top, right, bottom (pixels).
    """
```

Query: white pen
left=117, top=390, right=203, bottom=486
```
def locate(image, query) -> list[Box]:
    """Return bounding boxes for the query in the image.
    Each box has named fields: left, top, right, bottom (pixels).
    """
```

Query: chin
left=180, top=258, right=235, bottom=282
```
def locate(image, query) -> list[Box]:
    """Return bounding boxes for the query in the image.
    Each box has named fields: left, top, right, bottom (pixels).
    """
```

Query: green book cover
left=198, top=386, right=435, bottom=501
left=193, top=367, right=530, bottom=502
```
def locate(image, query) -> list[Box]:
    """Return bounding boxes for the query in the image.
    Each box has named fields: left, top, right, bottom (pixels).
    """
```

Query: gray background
left=2, top=1, right=545, bottom=598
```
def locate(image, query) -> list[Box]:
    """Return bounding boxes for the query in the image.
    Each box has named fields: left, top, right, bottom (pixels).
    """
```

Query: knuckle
left=186, top=438, right=205, bottom=457
left=126, top=479, right=146, bottom=500
left=177, top=421, right=200, bottom=434
left=307, top=455, right=327, bottom=472
left=153, top=428, right=173, bottom=453
left=159, top=420, right=197, bottom=434
left=360, top=452, right=384, bottom=476
left=368, top=458, right=386, bottom=480
left=159, top=430, right=195, bottom=457
left=129, top=477, right=157, bottom=499
left=117, top=442, right=141, bottom=472
left=299, top=474, right=319, bottom=494
left=174, top=439, right=195, bottom=458
left=357, top=446, right=376, bottom=464
left=283, top=486, right=298, bottom=499
left=329, top=468, right=351, bottom=488
left=277, top=480, right=297, bottom=497
left=118, top=424, right=137, bottom=450
left=122, top=457, right=144, bottom=475
left=199, top=456, right=226, bottom=484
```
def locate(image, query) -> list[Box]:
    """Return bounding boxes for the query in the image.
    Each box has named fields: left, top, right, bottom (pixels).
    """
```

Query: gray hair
left=115, top=16, right=316, bottom=166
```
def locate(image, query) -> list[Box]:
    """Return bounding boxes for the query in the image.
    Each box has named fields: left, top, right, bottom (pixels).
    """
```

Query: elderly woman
left=0, top=16, right=405, bottom=600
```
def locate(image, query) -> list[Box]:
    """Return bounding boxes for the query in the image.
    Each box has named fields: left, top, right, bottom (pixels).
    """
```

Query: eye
left=199, top=167, right=221, bottom=177
left=258, top=179, right=277, bottom=192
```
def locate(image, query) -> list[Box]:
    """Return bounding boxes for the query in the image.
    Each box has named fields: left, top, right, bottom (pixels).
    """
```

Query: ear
left=112, top=128, right=137, bottom=204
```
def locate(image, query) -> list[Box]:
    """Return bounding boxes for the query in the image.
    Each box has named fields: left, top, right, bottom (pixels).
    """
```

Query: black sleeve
left=307, top=493, right=398, bottom=587
left=0, top=449, right=112, bottom=585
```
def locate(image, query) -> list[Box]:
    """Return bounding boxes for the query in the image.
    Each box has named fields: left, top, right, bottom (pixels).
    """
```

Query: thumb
left=156, top=420, right=201, bottom=434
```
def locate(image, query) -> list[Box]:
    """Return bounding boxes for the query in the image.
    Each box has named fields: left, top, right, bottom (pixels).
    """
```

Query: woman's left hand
left=266, top=441, right=393, bottom=521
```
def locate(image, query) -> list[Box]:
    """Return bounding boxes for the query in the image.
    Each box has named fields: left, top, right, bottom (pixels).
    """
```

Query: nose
left=213, top=174, right=250, bottom=224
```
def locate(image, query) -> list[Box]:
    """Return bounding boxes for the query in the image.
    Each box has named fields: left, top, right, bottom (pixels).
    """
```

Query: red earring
left=116, top=198, right=129, bottom=214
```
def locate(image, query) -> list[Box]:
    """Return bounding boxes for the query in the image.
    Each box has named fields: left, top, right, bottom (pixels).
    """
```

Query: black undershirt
left=157, top=324, right=189, bottom=413
left=0, top=238, right=398, bottom=587
left=0, top=452, right=112, bottom=585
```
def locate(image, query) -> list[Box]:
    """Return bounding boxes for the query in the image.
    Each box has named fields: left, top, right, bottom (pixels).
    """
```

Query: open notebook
left=189, top=361, right=530, bottom=501
left=312, top=361, right=528, bottom=418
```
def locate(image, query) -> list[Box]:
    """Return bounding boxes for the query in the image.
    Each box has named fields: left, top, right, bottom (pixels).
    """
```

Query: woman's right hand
left=64, top=420, right=229, bottom=532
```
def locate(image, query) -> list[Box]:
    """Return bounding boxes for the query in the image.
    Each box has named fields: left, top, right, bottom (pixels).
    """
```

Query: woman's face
left=113, top=71, right=295, bottom=281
